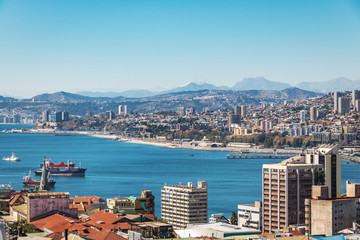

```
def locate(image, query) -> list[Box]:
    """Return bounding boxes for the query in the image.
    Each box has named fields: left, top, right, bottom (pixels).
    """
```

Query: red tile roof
left=86, top=230, right=127, bottom=240
left=72, top=196, right=105, bottom=205
left=31, top=214, right=79, bottom=233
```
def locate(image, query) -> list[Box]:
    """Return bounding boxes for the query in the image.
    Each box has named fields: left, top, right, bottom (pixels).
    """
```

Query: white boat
left=3, top=152, right=21, bottom=161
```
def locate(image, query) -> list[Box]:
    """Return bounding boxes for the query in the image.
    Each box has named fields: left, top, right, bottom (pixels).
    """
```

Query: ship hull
left=23, top=181, right=56, bottom=188
left=35, top=168, right=86, bottom=177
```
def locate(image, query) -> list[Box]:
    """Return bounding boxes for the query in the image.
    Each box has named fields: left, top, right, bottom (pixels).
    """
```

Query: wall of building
left=28, top=196, right=78, bottom=222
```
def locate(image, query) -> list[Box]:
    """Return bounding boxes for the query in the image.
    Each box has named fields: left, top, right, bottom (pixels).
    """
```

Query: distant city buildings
left=42, top=111, right=70, bottom=123
left=106, top=111, right=116, bottom=120
left=161, top=180, right=208, bottom=229
left=177, top=107, right=186, bottom=116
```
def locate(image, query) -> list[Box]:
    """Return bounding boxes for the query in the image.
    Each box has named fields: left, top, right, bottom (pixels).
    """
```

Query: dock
left=227, top=153, right=296, bottom=159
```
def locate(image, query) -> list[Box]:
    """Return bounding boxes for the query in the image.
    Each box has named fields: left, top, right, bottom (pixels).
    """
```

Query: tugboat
left=35, top=155, right=86, bottom=177
left=3, top=152, right=21, bottom=161
left=23, top=171, right=56, bottom=188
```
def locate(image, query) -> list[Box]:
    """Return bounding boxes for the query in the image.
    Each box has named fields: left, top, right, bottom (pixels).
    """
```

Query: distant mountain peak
left=296, top=77, right=360, bottom=93
left=232, top=77, right=291, bottom=91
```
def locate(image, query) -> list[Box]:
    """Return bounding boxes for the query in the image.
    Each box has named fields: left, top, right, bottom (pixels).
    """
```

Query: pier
left=227, top=153, right=296, bottom=159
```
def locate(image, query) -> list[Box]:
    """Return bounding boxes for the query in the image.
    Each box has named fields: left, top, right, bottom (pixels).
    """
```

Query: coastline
left=2, top=128, right=303, bottom=154
left=85, top=132, right=303, bottom=154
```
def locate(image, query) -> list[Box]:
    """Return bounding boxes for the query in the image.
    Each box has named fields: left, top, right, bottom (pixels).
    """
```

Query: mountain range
left=0, top=87, right=321, bottom=114
left=75, top=77, right=359, bottom=98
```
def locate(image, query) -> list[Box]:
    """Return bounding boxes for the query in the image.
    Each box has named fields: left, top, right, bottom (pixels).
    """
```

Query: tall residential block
left=352, top=90, right=360, bottom=108
left=262, top=144, right=341, bottom=233
left=241, top=105, right=247, bottom=118
left=42, top=111, right=49, bottom=122
left=309, top=107, right=317, bottom=121
left=262, top=159, right=322, bottom=233
left=300, top=110, right=306, bottom=123
left=333, top=92, right=340, bottom=113
left=339, top=97, right=350, bottom=115
left=234, top=106, right=241, bottom=115
left=304, top=145, right=341, bottom=199
left=356, top=99, right=360, bottom=112
left=161, top=181, right=208, bottom=229
left=118, top=105, right=128, bottom=115
left=228, top=114, right=241, bottom=125
left=177, top=107, right=186, bottom=116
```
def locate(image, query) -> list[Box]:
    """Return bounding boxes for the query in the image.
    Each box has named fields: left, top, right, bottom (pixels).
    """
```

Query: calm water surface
left=0, top=124, right=359, bottom=218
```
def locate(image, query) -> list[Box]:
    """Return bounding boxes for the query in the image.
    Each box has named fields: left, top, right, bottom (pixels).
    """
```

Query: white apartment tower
left=334, top=92, right=341, bottom=113
left=300, top=110, right=306, bottom=123
left=118, top=105, right=128, bottom=115
left=161, top=181, right=208, bottom=229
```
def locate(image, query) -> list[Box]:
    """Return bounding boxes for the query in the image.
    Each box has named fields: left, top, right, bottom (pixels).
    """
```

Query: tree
left=230, top=211, right=238, bottom=225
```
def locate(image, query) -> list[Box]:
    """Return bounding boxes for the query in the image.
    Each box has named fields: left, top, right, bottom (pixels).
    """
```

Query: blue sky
left=0, top=0, right=360, bottom=97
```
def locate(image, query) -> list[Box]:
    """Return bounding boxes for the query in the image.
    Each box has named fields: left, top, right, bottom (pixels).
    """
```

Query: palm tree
left=230, top=211, right=238, bottom=225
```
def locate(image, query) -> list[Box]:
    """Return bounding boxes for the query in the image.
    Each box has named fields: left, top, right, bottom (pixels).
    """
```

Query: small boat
left=23, top=171, right=56, bottom=188
left=3, top=152, right=21, bottom=161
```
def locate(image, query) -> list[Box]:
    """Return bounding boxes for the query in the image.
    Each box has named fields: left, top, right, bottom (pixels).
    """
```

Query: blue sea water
left=0, top=124, right=360, bottom=218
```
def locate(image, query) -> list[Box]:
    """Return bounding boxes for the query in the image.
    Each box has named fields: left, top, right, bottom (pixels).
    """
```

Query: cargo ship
left=23, top=171, right=56, bottom=188
left=35, top=166, right=86, bottom=177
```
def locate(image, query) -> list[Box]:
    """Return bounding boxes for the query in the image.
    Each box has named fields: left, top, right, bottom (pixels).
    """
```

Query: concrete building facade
left=262, top=160, right=322, bottom=233
left=161, top=181, right=208, bottom=229
left=339, top=97, right=350, bottom=115
left=238, top=201, right=262, bottom=231
left=305, top=182, right=360, bottom=236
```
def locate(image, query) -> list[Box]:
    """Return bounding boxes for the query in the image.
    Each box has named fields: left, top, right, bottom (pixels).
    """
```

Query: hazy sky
left=1, top=0, right=360, bottom=97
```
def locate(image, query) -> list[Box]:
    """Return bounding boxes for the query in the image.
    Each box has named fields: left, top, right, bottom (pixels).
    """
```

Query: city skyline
left=1, top=0, right=360, bottom=97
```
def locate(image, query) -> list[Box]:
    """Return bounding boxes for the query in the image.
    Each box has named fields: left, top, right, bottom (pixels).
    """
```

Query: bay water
left=0, top=124, right=359, bottom=218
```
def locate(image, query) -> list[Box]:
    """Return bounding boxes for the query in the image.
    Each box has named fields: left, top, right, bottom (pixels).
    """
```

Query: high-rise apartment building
left=177, top=107, right=186, bottom=116
left=241, top=105, right=247, bottom=118
left=228, top=114, right=241, bottom=125
left=352, top=90, right=360, bottom=108
left=309, top=107, right=317, bottom=121
left=299, top=110, right=306, bottom=123
left=339, top=97, right=350, bottom=115
left=118, top=105, right=128, bottom=115
left=304, top=145, right=341, bottom=199
left=161, top=181, right=208, bottom=229
left=333, top=92, right=340, bottom=113
left=262, top=159, right=322, bottom=233
left=42, top=111, right=49, bottom=122
left=262, top=145, right=341, bottom=233
left=234, top=106, right=241, bottom=115
left=356, top=99, right=360, bottom=112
